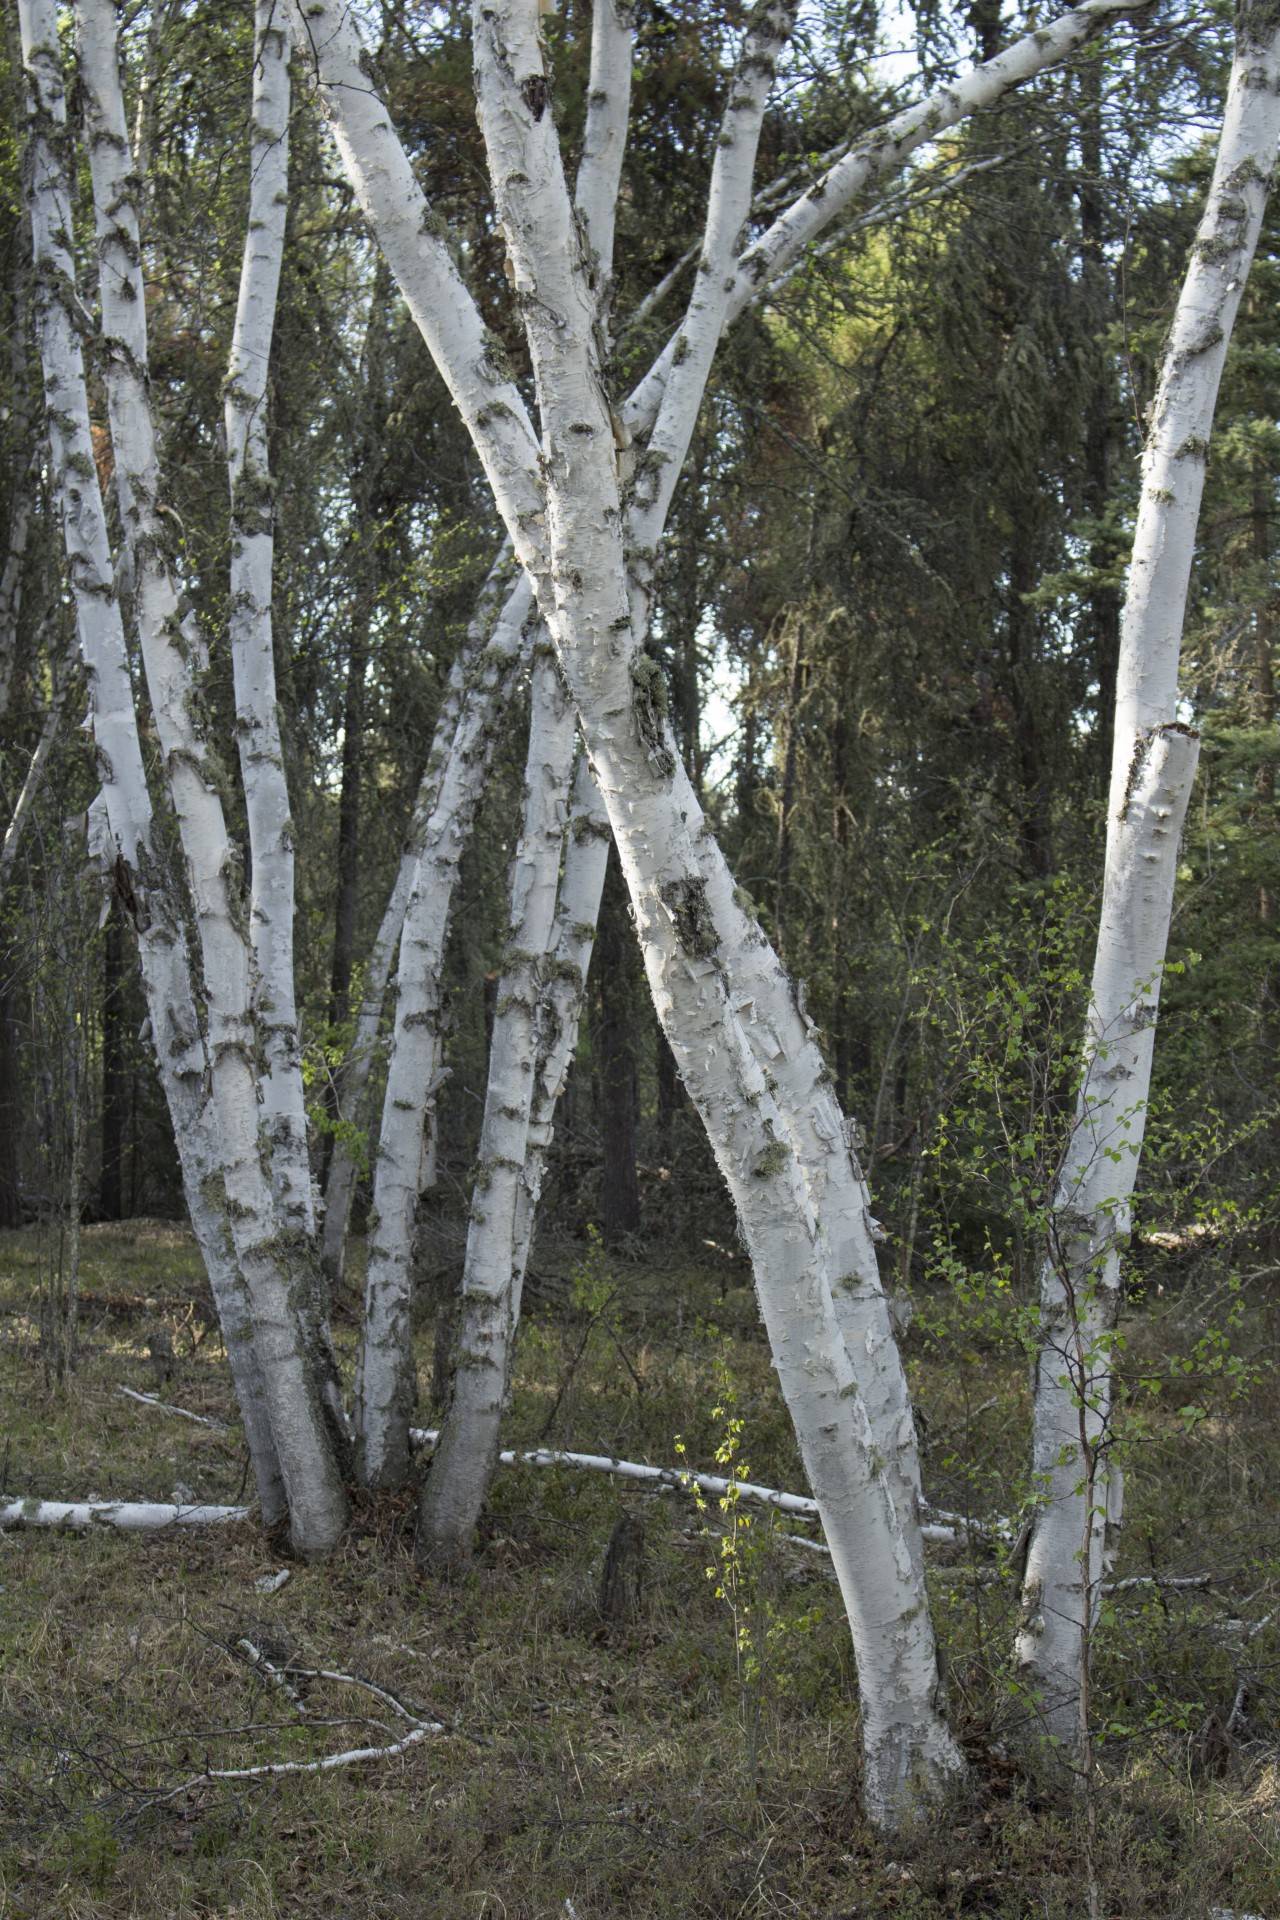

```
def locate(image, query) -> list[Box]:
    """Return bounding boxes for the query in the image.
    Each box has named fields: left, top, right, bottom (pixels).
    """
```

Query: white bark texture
left=18, top=0, right=287, bottom=1520
left=354, top=572, right=536, bottom=1486
left=412, top=0, right=634, bottom=1552
left=1014, top=11, right=1280, bottom=1745
left=509, top=754, right=613, bottom=1318
left=417, top=650, right=577, bottom=1561
left=224, top=3, right=312, bottom=1243
left=462, top=0, right=961, bottom=1824
left=0, top=1499, right=248, bottom=1531
left=320, top=550, right=524, bottom=1283
left=67, top=0, right=346, bottom=1554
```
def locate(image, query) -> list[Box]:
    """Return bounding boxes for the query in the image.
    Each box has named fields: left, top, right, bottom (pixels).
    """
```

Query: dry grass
left=0, top=1221, right=1277, bottom=1918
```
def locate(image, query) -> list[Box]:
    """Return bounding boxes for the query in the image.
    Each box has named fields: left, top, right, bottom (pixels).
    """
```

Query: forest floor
left=0, top=1218, right=1277, bottom=1919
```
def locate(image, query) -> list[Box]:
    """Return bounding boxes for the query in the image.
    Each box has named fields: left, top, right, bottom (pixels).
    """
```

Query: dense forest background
left=2, top=0, right=1272, bottom=1293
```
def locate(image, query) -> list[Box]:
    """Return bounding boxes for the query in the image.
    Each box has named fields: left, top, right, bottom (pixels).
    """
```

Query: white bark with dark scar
left=1016, top=9, right=1280, bottom=1746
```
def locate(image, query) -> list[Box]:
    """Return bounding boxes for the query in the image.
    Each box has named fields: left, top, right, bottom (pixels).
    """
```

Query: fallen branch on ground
left=118, top=1386, right=229, bottom=1429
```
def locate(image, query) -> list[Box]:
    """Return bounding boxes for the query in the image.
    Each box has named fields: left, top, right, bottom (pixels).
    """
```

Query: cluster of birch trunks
left=14, top=0, right=1280, bottom=1827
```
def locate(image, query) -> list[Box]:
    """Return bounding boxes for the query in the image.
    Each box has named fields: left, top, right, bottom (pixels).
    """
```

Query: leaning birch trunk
left=1014, top=6, right=1280, bottom=1748
left=459, top=0, right=962, bottom=1825
left=69, top=0, right=348, bottom=1554
left=320, top=551, right=524, bottom=1283
left=412, top=0, right=635, bottom=1543
left=224, top=3, right=314, bottom=1244
left=18, top=0, right=288, bottom=1525
left=416, top=649, right=577, bottom=1565
left=354, top=572, right=536, bottom=1487
left=509, top=756, right=613, bottom=1323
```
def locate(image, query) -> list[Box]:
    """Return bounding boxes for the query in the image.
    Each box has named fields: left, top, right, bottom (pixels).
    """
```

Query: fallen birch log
left=0, top=1498, right=248, bottom=1531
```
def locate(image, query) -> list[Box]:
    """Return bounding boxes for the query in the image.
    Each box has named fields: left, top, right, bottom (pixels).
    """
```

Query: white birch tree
left=1014, top=3, right=1280, bottom=1748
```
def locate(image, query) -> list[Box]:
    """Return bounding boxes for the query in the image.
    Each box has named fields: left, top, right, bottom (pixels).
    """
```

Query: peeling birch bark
left=60, top=0, right=346, bottom=1555
left=416, top=650, right=577, bottom=1563
left=354, top=572, right=536, bottom=1487
left=320, top=551, right=524, bottom=1284
left=1014, top=11, right=1280, bottom=1748
left=224, top=3, right=313, bottom=1243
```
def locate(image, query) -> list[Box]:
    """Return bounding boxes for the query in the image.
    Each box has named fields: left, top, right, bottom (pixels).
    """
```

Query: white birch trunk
left=354, top=572, right=536, bottom=1487
left=411, top=0, right=636, bottom=1550
left=320, top=551, right=524, bottom=1283
left=224, top=3, right=312, bottom=1243
left=64, top=0, right=347, bottom=1555
left=1014, top=11, right=1280, bottom=1746
left=509, top=755, right=613, bottom=1318
left=18, top=0, right=286, bottom=1525
left=1, top=1499, right=248, bottom=1531
left=460, top=0, right=961, bottom=1824
left=417, top=649, right=577, bottom=1564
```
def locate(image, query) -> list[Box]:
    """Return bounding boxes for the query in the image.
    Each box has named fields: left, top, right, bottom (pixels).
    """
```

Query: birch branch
left=285, top=0, right=547, bottom=573
left=117, top=1387, right=229, bottom=1430
left=624, top=0, right=1150, bottom=437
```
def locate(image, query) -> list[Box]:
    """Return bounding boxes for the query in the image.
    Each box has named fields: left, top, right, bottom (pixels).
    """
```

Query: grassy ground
left=0, top=1220, right=1277, bottom=1918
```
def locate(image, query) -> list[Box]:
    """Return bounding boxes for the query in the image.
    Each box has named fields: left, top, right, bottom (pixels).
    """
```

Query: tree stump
left=598, top=1512, right=645, bottom=1626
left=145, top=1328, right=174, bottom=1389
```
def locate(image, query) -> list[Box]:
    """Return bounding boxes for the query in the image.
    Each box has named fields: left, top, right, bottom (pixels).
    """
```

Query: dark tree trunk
left=99, top=898, right=127, bottom=1220
left=0, top=979, right=21, bottom=1226
left=596, top=844, right=640, bottom=1244
left=775, top=615, right=805, bottom=948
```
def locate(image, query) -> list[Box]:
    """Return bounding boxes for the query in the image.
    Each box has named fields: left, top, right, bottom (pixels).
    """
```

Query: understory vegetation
left=1, top=1217, right=1277, bottom=1919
